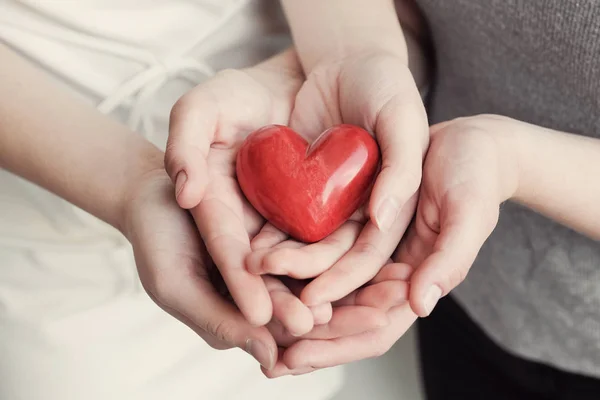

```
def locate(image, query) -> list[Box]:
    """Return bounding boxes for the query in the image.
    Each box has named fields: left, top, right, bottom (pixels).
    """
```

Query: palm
left=125, top=171, right=228, bottom=348
left=168, top=58, right=308, bottom=325
left=290, top=52, right=414, bottom=139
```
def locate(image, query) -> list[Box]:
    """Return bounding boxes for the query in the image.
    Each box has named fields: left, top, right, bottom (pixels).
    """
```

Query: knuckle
left=380, top=163, right=421, bottom=195
left=206, top=318, right=238, bottom=344
left=353, top=241, right=386, bottom=261
left=169, top=94, right=195, bottom=124
left=401, top=169, right=423, bottom=193
left=163, top=143, right=182, bottom=176
left=146, top=274, right=178, bottom=309
left=446, top=266, right=469, bottom=290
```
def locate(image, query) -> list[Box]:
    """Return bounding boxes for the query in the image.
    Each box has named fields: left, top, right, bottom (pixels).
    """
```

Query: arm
left=512, top=122, right=600, bottom=240
left=0, top=43, right=162, bottom=232
left=395, top=115, right=600, bottom=317
left=280, top=0, right=429, bottom=89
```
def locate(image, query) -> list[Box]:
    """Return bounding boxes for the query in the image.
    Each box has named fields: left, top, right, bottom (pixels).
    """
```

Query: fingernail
left=175, top=171, right=187, bottom=199
left=289, top=330, right=303, bottom=338
left=375, top=198, right=400, bottom=232
left=246, top=339, right=275, bottom=370
left=423, top=285, right=442, bottom=316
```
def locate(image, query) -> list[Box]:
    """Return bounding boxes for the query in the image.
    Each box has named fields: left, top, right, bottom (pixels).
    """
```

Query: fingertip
left=245, top=249, right=268, bottom=275
left=263, top=249, right=290, bottom=276
left=409, top=271, right=442, bottom=318
left=310, top=303, right=333, bottom=325
left=248, top=307, right=273, bottom=328
left=299, top=287, right=323, bottom=308
left=270, top=290, right=314, bottom=337
left=240, top=292, right=273, bottom=327
left=282, top=343, right=307, bottom=370
left=246, top=336, right=278, bottom=371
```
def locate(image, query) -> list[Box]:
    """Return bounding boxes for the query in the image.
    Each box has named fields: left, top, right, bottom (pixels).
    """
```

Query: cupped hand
left=123, top=167, right=340, bottom=370
left=249, top=50, right=428, bottom=307
left=164, top=49, right=306, bottom=327
left=396, top=115, right=519, bottom=317
left=245, top=220, right=415, bottom=377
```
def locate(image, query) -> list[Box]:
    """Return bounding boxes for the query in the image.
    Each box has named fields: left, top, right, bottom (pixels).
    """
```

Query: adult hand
left=123, top=169, right=285, bottom=368
left=164, top=49, right=307, bottom=327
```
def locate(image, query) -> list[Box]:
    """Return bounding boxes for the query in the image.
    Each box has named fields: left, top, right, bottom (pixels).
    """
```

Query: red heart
left=236, top=124, right=380, bottom=243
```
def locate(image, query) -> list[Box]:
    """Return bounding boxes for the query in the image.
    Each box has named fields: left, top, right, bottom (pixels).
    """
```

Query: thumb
left=408, top=194, right=499, bottom=317
left=165, top=95, right=212, bottom=209
left=369, top=92, right=429, bottom=233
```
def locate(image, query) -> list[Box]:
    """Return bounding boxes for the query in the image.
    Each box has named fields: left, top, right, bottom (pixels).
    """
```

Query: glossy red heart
left=236, top=124, right=380, bottom=243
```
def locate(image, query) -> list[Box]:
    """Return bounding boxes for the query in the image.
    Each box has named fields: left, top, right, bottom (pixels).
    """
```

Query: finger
left=165, top=86, right=217, bottom=209
left=369, top=86, right=429, bottom=233
left=267, top=305, right=389, bottom=347
left=246, top=241, right=303, bottom=275
left=248, top=221, right=361, bottom=278
left=263, top=276, right=314, bottom=337
left=395, top=189, right=440, bottom=268
left=409, top=191, right=499, bottom=317
left=369, top=262, right=414, bottom=284
left=282, top=304, right=417, bottom=370
left=300, top=195, right=417, bottom=306
left=262, top=350, right=316, bottom=378
left=143, top=265, right=277, bottom=370
left=310, top=303, right=333, bottom=325
left=282, top=278, right=333, bottom=324
left=193, top=180, right=272, bottom=326
left=301, top=305, right=389, bottom=340
left=263, top=362, right=315, bottom=378
left=250, top=223, right=289, bottom=250
left=165, top=65, right=290, bottom=209
left=336, top=279, right=409, bottom=311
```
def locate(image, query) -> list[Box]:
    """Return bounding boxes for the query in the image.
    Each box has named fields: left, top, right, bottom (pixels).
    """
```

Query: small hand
left=259, top=50, right=428, bottom=307
left=396, top=115, right=519, bottom=317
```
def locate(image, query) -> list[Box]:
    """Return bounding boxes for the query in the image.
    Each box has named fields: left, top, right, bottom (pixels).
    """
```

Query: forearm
left=281, top=0, right=429, bottom=90
left=511, top=124, right=600, bottom=240
left=282, top=0, right=409, bottom=69
left=0, top=44, right=163, bottom=232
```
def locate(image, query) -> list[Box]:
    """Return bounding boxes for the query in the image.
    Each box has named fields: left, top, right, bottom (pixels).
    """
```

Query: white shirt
left=0, top=2, right=344, bottom=399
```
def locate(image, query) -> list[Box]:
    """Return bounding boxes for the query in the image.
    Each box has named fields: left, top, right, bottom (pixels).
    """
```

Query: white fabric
left=0, top=1, right=344, bottom=399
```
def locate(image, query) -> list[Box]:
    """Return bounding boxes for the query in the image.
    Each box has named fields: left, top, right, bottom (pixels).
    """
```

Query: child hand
left=247, top=49, right=428, bottom=308
left=396, top=115, right=520, bottom=317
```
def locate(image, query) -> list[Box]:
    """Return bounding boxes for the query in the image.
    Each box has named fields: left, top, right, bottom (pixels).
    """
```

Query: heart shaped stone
left=236, top=124, right=380, bottom=243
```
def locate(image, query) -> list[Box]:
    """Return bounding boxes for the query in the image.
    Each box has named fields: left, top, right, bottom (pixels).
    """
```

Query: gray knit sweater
left=415, top=0, right=600, bottom=377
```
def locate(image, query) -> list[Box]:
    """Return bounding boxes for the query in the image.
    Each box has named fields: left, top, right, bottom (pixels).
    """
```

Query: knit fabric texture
left=415, top=0, right=600, bottom=377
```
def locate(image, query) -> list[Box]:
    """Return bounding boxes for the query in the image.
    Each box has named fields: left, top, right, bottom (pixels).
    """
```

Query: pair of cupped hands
left=124, top=47, right=516, bottom=377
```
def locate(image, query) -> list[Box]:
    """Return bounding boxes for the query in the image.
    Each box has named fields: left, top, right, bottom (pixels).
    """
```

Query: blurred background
left=331, top=328, right=424, bottom=400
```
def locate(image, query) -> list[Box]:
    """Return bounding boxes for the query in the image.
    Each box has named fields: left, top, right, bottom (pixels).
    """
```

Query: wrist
left=281, top=0, right=408, bottom=73
left=115, top=144, right=165, bottom=237
left=305, top=31, right=409, bottom=73
left=489, top=117, right=522, bottom=203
